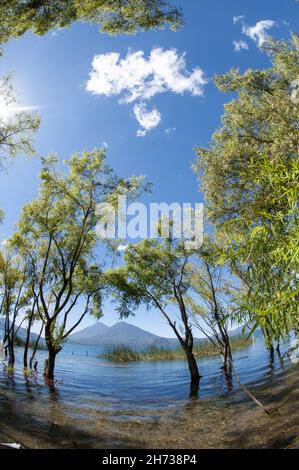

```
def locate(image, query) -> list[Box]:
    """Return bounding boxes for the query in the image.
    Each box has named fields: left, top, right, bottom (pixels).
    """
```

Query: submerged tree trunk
left=23, top=318, right=33, bottom=369
left=263, top=327, right=274, bottom=361
left=44, top=348, right=58, bottom=381
left=44, top=319, right=61, bottom=380
left=43, top=320, right=61, bottom=381
left=276, top=339, right=281, bottom=355
left=185, top=349, right=201, bottom=383
left=175, top=290, right=201, bottom=385
left=167, top=321, right=201, bottom=387
left=220, top=336, right=233, bottom=378
left=184, top=348, right=200, bottom=397
left=29, top=323, right=44, bottom=369
left=4, top=311, right=10, bottom=360
left=220, top=342, right=230, bottom=369
left=8, top=339, right=15, bottom=368
left=24, top=301, right=36, bottom=369
left=7, top=319, right=16, bottom=368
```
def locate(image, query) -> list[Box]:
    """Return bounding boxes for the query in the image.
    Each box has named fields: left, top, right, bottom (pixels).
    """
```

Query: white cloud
left=133, top=102, right=161, bottom=137
left=233, top=40, right=249, bottom=52
left=242, top=20, right=275, bottom=47
left=87, top=48, right=207, bottom=103
left=86, top=48, right=207, bottom=136
left=136, top=129, right=147, bottom=138
left=233, top=15, right=245, bottom=24
left=102, top=141, right=109, bottom=148
left=165, top=127, right=176, bottom=135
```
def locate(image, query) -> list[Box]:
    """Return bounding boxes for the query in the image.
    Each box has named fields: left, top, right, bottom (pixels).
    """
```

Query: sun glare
left=0, top=96, right=37, bottom=124
left=0, top=95, right=11, bottom=123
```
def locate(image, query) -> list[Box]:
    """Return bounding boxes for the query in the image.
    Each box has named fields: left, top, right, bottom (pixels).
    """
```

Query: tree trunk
left=185, top=349, right=201, bottom=383
left=5, top=311, right=17, bottom=368
left=29, top=323, right=44, bottom=369
left=7, top=328, right=15, bottom=368
left=220, top=348, right=228, bottom=369
left=4, top=312, right=10, bottom=360
left=221, top=341, right=232, bottom=368
left=44, top=349, right=57, bottom=381
left=23, top=318, right=33, bottom=369
left=8, top=341, right=15, bottom=368
left=268, top=344, right=275, bottom=364
left=276, top=340, right=281, bottom=354
left=263, top=327, right=274, bottom=361
left=221, top=342, right=233, bottom=387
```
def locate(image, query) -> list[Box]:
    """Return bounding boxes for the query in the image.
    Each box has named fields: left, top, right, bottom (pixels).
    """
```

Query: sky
left=0, top=0, right=298, bottom=338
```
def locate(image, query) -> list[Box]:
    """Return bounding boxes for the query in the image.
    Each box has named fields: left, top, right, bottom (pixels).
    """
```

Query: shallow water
left=0, top=334, right=298, bottom=448
left=0, top=334, right=292, bottom=411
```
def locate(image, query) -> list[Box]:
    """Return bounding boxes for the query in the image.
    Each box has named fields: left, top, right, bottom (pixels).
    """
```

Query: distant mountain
left=229, top=323, right=261, bottom=338
left=68, top=320, right=251, bottom=348
left=0, top=318, right=46, bottom=348
left=68, top=321, right=175, bottom=348
left=68, top=321, right=110, bottom=344
left=0, top=316, right=256, bottom=350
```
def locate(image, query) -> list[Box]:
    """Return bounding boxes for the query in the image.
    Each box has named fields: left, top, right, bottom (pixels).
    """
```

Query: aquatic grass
left=101, top=336, right=251, bottom=362
left=23, top=367, right=35, bottom=377
left=103, top=345, right=142, bottom=363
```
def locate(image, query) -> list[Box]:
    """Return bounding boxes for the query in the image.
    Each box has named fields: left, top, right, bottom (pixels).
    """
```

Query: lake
left=0, top=333, right=298, bottom=448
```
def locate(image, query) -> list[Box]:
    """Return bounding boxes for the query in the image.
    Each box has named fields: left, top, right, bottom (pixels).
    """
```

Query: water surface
left=0, top=334, right=298, bottom=448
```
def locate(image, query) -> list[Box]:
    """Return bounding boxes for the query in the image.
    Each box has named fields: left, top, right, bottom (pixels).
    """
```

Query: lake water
left=0, top=334, right=293, bottom=411
left=0, top=334, right=298, bottom=448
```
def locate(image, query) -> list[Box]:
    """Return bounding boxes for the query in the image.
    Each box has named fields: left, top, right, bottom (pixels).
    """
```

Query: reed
left=101, top=336, right=251, bottom=362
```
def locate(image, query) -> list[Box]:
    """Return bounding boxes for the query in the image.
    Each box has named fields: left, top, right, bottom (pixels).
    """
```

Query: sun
left=0, top=95, right=12, bottom=123
left=0, top=96, right=36, bottom=124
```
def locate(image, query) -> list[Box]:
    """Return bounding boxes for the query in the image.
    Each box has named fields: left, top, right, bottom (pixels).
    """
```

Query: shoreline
left=0, top=362, right=298, bottom=449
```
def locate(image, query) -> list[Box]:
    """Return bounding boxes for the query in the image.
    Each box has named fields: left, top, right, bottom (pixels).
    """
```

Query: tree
left=105, top=238, right=201, bottom=388
left=0, top=244, right=30, bottom=367
left=0, top=76, right=40, bottom=172
left=0, top=0, right=182, bottom=44
left=187, top=243, right=271, bottom=412
left=186, top=242, right=235, bottom=377
left=13, top=148, right=144, bottom=381
left=22, top=298, right=38, bottom=369
left=194, top=36, right=299, bottom=343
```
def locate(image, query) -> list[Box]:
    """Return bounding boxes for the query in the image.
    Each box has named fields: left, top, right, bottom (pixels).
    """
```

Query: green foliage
left=105, top=237, right=204, bottom=385
left=105, top=238, right=192, bottom=319
left=0, top=243, right=32, bottom=363
left=0, top=0, right=182, bottom=44
left=194, top=37, right=299, bottom=339
left=12, top=148, right=145, bottom=353
left=0, top=244, right=30, bottom=319
left=0, top=75, right=40, bottom=171
left=188, top=242, right=233, bottom=313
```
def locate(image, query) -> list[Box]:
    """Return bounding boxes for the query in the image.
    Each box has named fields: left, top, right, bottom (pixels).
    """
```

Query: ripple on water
left=0, top=334, right=293, bottom=421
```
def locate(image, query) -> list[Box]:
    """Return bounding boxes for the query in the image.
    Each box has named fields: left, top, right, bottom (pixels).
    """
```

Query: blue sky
left=0, top=0, right=298, bottom=337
